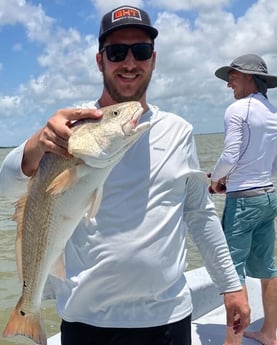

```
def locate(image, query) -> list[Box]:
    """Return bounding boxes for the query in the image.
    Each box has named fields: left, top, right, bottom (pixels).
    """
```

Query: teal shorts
left=222, top=191, right=277, bottom=284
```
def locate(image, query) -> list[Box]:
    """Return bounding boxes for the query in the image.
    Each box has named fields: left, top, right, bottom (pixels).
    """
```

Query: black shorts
left=60, top=314, right=192, bottom=345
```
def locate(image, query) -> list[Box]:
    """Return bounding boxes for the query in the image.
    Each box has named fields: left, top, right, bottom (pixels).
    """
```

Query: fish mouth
left=122, top=105, right=144, bottom=135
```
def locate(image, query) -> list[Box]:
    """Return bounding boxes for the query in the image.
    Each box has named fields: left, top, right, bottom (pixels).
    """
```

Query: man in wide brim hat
left=215, top=53, right=277, bottom=88
left=211, top=53, right=277, bottom=345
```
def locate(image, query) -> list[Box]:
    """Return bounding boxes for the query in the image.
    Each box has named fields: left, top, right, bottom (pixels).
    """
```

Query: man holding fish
left=0, top=5, right=250, bottom=345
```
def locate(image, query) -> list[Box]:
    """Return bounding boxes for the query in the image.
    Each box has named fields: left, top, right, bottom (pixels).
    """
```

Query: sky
left=1, top=0, right=277, bottom=146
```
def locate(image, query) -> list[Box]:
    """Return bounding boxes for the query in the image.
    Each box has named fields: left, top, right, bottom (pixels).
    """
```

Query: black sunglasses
left=101, top=43, right=154, bottom=62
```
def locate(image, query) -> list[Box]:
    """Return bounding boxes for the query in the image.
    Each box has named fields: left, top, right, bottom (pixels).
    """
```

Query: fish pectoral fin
left=50, top=252, right=66, bottom=280
left=85, top=188, right=103, bottom=225
left=46, top=166, right=78, bottom=195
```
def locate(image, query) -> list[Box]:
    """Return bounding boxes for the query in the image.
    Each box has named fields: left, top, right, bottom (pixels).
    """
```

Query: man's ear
left=248, top=74, right=255, bottom=82
left=96, top=52, right=103, bottom=72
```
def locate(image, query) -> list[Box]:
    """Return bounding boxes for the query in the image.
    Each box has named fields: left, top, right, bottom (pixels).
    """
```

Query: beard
left=102, top=66, right=153, bottom=103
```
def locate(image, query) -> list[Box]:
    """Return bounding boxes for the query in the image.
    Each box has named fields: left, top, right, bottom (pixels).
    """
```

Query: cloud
left=0, top=95, right=22, bottom=116
left=0, top=0, right=54, bottom=42
left=91, top=0, right=144, bottom=15
left=215, top=0, right=277, bottom=59
left=1, top=0, right=277, bottom=146
left=148, top=0, right=230, bottom=11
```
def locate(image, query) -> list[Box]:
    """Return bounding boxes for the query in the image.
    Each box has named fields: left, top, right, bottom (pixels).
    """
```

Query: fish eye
left=112, top=110, right=119, bottom=116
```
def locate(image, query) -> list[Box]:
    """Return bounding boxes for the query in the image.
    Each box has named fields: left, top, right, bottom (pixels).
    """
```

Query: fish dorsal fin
left=13, top=193, right=29, bottom=281
left=85, top=188, right=103, bottom=225
left=46, top=166, right=79, bottom=195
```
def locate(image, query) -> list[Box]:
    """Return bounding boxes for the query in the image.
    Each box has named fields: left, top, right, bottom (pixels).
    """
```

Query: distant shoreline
left=0, top=133, right=224, bottom=148
left=195, top=132, right=223, bottom=136
left=0, top=146, right=17, bottom=149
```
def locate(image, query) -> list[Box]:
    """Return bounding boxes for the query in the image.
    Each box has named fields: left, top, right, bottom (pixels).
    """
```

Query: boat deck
left=188, top=267, right=263, bottom=344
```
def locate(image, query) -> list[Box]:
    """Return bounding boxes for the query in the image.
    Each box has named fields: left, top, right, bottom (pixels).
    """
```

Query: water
left=0, top=134, right=276, bottom=344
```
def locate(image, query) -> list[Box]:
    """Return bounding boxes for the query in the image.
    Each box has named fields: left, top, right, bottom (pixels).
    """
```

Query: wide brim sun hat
left=215, top=54, right=277, bottom=88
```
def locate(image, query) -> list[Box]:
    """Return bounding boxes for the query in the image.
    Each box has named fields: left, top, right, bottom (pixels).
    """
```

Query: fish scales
left=2, top=101, right=150, bottom=345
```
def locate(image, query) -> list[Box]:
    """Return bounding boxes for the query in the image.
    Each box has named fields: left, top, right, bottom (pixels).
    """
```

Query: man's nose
left=122, top=49, right=137, bottom=67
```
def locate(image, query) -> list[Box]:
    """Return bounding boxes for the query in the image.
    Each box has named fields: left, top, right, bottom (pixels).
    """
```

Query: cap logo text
left=112, top=7, right=142, bottom=23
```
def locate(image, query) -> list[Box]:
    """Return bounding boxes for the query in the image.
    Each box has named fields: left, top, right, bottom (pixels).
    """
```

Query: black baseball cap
left=99, top=5, right=158, bottom=45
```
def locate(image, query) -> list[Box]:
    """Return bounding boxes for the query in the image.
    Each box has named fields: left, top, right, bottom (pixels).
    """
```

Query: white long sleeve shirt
left=0, top=103, right=241, bottom=327
left=211, top=93, right=277, bottom=192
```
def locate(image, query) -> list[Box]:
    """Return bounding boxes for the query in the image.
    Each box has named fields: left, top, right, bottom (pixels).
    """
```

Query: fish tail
left=2, top=298, right=47, bottom=345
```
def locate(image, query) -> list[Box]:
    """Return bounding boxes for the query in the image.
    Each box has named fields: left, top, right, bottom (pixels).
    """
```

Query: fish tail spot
left=2, top=303, right=47, bottom=345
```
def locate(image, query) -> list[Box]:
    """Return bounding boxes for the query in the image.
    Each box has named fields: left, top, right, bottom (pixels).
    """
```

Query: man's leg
left=60, top=320, right=113, bottom=345
left=109, top=315, right=192, bottom=345
left=244, top=277, right=277, bottom=345
left=60, top=316, right=192, bottom=345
